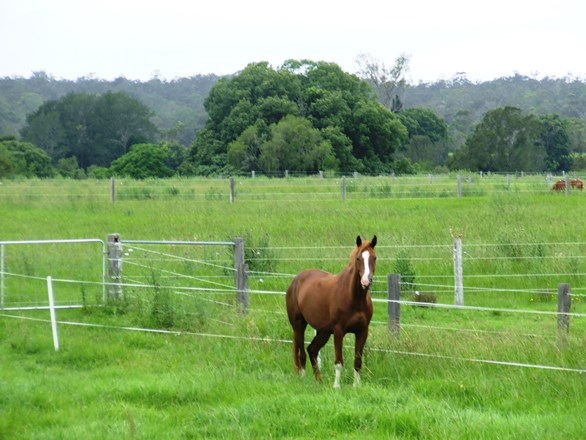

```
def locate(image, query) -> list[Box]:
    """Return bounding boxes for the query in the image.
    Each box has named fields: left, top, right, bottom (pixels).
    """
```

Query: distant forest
left=1, top=67, right=585, bottom=177
left=2, top=70, right=585, bottom=149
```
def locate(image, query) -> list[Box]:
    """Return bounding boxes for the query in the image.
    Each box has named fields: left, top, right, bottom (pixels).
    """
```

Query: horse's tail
left=285, top=274, right=300, bottom=322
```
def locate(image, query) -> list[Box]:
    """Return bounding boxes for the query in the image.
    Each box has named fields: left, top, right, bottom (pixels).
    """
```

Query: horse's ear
left=371, top=235, right=377, bottom=248
left=356, top=236, right=362, bottom=247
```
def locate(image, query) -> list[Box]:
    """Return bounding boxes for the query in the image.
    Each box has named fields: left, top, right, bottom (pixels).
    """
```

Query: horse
left=552, top=179, right=566, bottom=191
left=570, top=178, right=583, bottom=190
left=286, top=235, right=377, bottom=388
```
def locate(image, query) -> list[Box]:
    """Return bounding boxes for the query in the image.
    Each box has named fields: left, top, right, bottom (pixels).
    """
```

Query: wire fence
left=0, top=172, right=584, bottom=202
left=1, top=239, right=585, bottom=374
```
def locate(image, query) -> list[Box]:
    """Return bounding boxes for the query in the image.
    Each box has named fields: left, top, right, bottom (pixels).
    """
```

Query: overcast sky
left=1, top=0, right=584, bottom=83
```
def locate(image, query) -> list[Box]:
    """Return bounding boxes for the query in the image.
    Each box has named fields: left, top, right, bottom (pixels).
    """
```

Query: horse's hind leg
left=307, top=330, right=331, bottom=382
left=292, top=323, right=307, bottom=376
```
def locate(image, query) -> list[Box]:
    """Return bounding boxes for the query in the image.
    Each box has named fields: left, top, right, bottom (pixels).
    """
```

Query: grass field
left=1, top=175, right=585, bottom=439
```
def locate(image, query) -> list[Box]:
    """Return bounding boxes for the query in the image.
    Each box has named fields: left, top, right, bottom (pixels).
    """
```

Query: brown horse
left=286, top=235, right=377, bottom=388
left=570, top=178, right=583, bottom=190
left=552, top=179, right=566, bottom=191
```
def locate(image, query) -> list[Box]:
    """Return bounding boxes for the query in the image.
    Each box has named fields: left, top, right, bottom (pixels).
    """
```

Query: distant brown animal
left=570, top=178, right=583, bottom=190
left=552, top=180, right=566, bottom=191
left=286, top=235, right=377, bottom=388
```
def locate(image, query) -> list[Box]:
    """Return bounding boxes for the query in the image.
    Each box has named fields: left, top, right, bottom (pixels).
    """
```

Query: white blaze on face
left=361, top=250, right=371, bottom=287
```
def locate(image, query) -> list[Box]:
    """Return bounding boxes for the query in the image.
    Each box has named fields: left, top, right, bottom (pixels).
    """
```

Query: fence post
left=565, top=174, right=570, bottom=195
left=229, top=177, right=235, bottom=204
left=107, top=233, right=123, bottom=301
left=0, top=244, right=4, bottom=309
left=233, top=237, right=248, bottom=314
left=557, top=283, right=571, bottom=337
left=507, top=174, right=511, bottom=191
left=47, top=276, right=60, bottom=351
left=453, top=237, right=464, bottom=305
left=342, top=176, right=347, bottom=201
left=387, top=274, right=401, bottom=336
left=111, top=177, right=116, bottom=202
left=457, top=175, right=462, bottom=198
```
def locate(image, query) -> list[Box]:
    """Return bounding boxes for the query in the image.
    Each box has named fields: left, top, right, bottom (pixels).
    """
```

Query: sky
left=1, top=0, right=585, bottom=84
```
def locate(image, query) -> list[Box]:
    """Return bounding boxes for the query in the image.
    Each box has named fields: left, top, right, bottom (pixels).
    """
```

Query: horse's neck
left=339, top=265, right=364, bottom=299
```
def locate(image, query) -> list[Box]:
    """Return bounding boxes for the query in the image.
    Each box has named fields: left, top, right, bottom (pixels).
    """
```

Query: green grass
left=1, top=176, right=585, bottom=439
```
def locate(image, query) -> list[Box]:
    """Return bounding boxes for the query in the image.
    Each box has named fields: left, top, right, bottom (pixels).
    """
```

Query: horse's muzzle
left=361, top=275, right=373, bottom=289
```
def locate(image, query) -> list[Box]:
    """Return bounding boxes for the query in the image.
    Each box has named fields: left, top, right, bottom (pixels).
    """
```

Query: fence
left=1, top=173, right=583, bottom=204
left=0, top=236, right=248, bottom=312
left=0, top=238, right=106, bottom=310
left=1, top=237, right=584, bottom=372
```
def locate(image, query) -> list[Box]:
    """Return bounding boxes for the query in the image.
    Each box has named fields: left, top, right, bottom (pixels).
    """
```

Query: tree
left=186, top=60, right=405, bottom=175
left=397, top=108, right=449, bottom=166
left=227, top=121, right=268, bottom=173
left=345, top=100, right=408, bottom=173
left=0, top=139, right=54, bottom=177
left=90, top=91, right=158, bottom=163
left=21, top=92, right=158, bottom=169
left=109, top=143, right=174, bottom=179
left=539, top=114, right=572, bottom=172
left=449, top=107, right=543, bottom=172
left=355, top=53, right=410, bottom=112
left=258, top=115, right=337, bottom=173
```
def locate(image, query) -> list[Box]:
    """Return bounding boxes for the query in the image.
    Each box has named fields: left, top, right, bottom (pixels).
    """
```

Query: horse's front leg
left=307, top=330, right=331, bottom=382
left=353, top=328, right=369, bottom=387
left=333, top=328, right=344, bottom=388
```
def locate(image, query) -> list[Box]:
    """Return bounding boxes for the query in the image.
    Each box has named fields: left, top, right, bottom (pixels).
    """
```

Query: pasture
left=1, top=174, right=585, bottom=439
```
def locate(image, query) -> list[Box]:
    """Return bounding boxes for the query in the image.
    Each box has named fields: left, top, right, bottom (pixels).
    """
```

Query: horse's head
left=354, top=235, right=377, bottom=289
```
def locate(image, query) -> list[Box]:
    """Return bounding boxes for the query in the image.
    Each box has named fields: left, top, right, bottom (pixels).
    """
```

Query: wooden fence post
left=565, top=174, right=570, bottom=195
left=229, top=177, right=235, bottom=204
left=342, top=176, right=347, bottom=201
left=233, top=237, right=248, bottom=314
left=387, top=274, right=401, bottom=336
left=107, top=233, right=123, bottom=301
left=111, top=177, right=116, bottom=202
left=557, top=283, right=571, bottom=336
left=453, top=237, right=464, bottom=306
left=457, top=175, right=462, bottom=198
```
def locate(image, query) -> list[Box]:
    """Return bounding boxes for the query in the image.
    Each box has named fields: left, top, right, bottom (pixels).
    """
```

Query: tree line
left=1, top=59, right=585, bottom=179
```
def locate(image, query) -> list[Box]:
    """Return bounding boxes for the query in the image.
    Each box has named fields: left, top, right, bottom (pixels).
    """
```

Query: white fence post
left=1, top=244, right=4, bottom=309
left=453, top=237, right=464, bottom=306
left=47, top=276, right=60, bottom=351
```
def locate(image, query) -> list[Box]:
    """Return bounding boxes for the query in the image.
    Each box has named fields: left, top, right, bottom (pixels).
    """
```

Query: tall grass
left=1, top=176, right=585, bottom=438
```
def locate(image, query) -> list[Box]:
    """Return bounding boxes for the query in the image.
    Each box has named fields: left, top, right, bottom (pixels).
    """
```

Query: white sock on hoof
left=353, top=370, right=361, bottom=387
left=333, top=363, right=343, bottom=389
left=299, top=368, right=306, bottom=378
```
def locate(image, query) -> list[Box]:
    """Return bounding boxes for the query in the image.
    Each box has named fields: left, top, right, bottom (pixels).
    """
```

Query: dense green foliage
left=0, top=71, right=215, bottom=144
left=109, top=143, right=174, bottom=179
left=20, top=91, right=158, bottom=169
left=0, top=136, right=53, bottom=178
left=1, top=68, right=586, bottom=177
left=186, top=61, right=408, bottom=175
left=0, top=177, right=585, bottom=438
